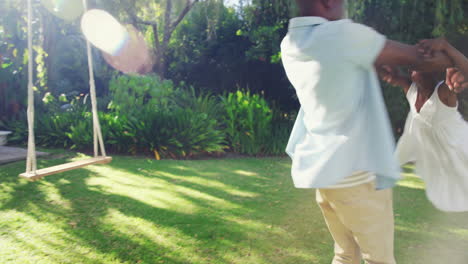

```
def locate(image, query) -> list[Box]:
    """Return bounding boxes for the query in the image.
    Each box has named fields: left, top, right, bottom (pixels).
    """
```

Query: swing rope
left=25, top=0, right=36, bottom=175
left=21, top=0, right=111, bottom=181
left=82, top=0, right=107, bottom=158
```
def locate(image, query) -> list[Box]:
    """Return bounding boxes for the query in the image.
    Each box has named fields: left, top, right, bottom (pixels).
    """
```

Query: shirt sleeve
left=341, top=22, right=387, bottom=69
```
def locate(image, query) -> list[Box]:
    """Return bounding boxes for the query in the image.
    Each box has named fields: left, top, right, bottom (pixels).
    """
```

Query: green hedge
left=220, top=90, right=293, bottom=155
left=3, top=76, right=293, bottom=158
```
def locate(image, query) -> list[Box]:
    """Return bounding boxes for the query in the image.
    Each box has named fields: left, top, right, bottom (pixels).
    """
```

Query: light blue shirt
left=281, top=17, right=401, bottom=190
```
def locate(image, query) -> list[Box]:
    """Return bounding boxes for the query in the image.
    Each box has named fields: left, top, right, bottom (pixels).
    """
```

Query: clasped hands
left=379, top=38, right=468, bottom=94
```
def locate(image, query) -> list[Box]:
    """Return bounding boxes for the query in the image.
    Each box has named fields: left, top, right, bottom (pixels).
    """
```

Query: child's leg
left=317, top=181, right=396, bottom=264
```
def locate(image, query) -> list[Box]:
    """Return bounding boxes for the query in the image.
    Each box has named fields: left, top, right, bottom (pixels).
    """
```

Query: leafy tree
left=167, top=1, right=251, bottom=93
left=0, top=0, right=30, bottom=120
left=99, top=0, right=203, bottom=78
left=234, top=0, right=299, bottom=109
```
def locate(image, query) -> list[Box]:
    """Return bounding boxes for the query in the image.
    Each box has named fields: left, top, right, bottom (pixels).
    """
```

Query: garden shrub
left=3, top=76, right=292, bottom=158
left=107, top=75, right=226, bottom=158
left=220, top=90, right=292, bottom=155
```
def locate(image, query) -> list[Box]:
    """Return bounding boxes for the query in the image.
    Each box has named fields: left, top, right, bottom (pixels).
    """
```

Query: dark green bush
left=4, top=76, right=292, bottom=158
left=107, top=75, right=226, bottom=158
left=1, top=116, right=28, bottom=145
left=264, top=109, right=295, bottom=155
left=220, top=90, right=291, bottom=155
left=108, top=75, right=175, bottom=113
left=127, top=107, right=225, bottom=158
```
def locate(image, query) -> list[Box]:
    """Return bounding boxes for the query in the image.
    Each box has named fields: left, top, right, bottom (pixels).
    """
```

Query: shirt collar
left=288, top=16, right=329, bottom=29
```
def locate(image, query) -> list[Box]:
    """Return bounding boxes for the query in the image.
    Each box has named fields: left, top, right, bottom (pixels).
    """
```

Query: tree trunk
left=134, top=0, right=199, bottom=79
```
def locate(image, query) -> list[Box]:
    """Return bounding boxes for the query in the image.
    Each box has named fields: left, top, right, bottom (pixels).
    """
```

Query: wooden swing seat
left=19, top=156, right=112, bottom=181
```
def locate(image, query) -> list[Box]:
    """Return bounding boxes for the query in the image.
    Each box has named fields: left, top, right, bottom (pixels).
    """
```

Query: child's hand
left=446, top=68, right=468, bottom=93
left=378, top=65, right=398, bottom=85
left=417, top=38, right=450, bottom=57
left=378, top=65, right=408, bottom=87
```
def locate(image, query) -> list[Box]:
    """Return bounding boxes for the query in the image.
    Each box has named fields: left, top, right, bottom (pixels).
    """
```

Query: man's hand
left=414, top=38, right=454, bottom=72
left=446, top=68, right=468, bottom=93
left=418, top=50, right=453, bottom=73
left=418, top=38, right=450, bottom=56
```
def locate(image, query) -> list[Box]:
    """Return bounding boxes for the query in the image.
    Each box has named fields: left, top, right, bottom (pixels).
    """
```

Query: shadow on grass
left=0, top=156, right=330, bottom=264
left=2, top=156, right=467, bottom=264
left=393, top=182, right=468, bottom=264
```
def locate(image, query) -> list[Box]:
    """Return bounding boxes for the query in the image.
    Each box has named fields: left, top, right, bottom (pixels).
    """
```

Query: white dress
left=396, top=81, right=468, bottom=212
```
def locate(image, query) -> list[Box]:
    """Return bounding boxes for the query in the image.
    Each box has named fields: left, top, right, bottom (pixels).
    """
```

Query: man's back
left=282, top=17, right=385, bottom=131
left=281, top=17, right=400, bottom=189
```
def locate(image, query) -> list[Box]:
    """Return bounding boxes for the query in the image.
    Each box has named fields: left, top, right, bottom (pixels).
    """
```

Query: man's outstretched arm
left=374, top=40, right=453, bottom=72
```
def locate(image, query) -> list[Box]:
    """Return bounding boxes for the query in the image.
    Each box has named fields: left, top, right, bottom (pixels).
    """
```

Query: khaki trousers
left=316, top=181, right=396, bottom=264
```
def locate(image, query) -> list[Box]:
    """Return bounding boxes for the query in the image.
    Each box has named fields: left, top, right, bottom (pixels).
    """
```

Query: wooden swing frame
left=19, top=0, right=111, bottom=181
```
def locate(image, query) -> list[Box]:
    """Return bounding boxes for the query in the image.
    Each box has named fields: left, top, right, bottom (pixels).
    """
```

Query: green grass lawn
left=1, top=153, right=468, bottom=264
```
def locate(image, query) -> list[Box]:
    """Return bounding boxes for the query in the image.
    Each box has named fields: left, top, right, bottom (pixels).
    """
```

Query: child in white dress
left=379, top=38, right=468, bottom=212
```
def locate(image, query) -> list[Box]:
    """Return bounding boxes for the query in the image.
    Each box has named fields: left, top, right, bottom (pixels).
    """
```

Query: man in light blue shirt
left=281, top=0, right=453, bottom=263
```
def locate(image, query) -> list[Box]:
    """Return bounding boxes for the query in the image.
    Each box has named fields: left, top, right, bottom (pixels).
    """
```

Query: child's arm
left=418, top=38, right=468, bottom=92
left=377, top=65, right=412, bottom=94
